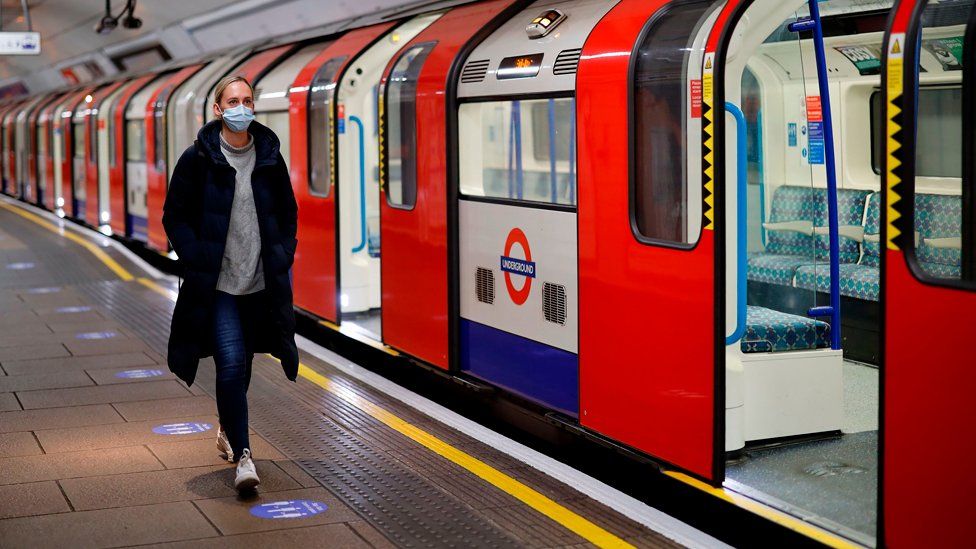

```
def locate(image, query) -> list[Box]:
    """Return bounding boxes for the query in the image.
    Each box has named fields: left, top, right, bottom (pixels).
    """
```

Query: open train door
left=882, top=0, right=976, bottom=545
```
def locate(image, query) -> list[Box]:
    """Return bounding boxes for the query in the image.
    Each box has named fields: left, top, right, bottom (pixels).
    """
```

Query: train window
left=631, top=0, right=715, bottom=246
left=308, top=55, right=347, bottom=198
left=109, top=101, right=120, bottom=169
left=89, top=112, right=97, bottom=163
left=902, top=0, right=973, bottom=283
left=255, top=112, right=290, bottom=169
left=458, top=97, right=576, bottom=206
left=153, top=102, right=165, bottom=171
left=384, top=43, right=435, bottom=209
left=126, top=120, right=146, bottom=162
left=72, top=123, right=85, bottom=159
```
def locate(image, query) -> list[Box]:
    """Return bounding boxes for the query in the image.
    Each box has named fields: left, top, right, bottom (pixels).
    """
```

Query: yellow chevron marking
left=886, top=52, right=904, bottom=250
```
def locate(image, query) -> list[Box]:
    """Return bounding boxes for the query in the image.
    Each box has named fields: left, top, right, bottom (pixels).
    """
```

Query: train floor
left=726, top=362, right=878, bottom=546
left=0, top=196, right=721, bottom=548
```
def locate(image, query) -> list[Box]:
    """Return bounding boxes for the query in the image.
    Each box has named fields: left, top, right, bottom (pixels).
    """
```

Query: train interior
left=721, top=0, right=970, bottom=543
left=335, top=13, right=441, bottom=339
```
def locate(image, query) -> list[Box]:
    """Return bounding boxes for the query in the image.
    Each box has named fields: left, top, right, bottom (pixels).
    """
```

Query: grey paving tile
left=62, top=338, right=153, bottom=357
left=0, top=445, right=163, bottom=484
left=0, top=404, right=123, bottom=433
left=193, top=487, right=360, bottom=536
left=18, top=293, right=87, bottom=308
left=1, top=351, right=158, bottom=376
left=0, top=342, right=69, bottom=362
left=0, top=321, right=52, bottom=336
left=148, top=436, right=284, bottom=469
left=112, top=395, right=214, bottom=422
left=34, top=415, right=220, bottom=453
left=272, top=459, right=321, bottom=489
left=45, top=319, right=125, bottom=334
left=0, top=392, right=19, bottom=411
left=86, top=366, right=176, bottom=386
left=60, top=462, right=303, bottom=511
left=0, top=370, right=94, bottom=393
left=30, top=306, right=106, bottom=320
left=17, top=380, right=191, bottom=409
left=0, top=431, right=43, bottom=457
left=0, top=481, right=70, bottom=520
left=0, top=501, right=217, bottom=547
left=0, top=329, right=132, bottom=349
left=144, top=523, right=371, bottom=549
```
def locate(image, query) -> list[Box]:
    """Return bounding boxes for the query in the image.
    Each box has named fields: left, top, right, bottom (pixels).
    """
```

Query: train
left=0, top=0, right=972, bottom=546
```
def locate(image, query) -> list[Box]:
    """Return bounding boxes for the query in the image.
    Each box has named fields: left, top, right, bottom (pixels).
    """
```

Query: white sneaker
left=216, top=426, right=233, bottom=462
left=234, top=449, right=260, bottom=491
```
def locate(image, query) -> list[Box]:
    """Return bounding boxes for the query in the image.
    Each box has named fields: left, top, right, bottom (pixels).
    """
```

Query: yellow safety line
left=1, top=198, right=632, bottom=548
left=664, top=471, right=861, bottom=549
left=0, top=201, right=134, bottom=281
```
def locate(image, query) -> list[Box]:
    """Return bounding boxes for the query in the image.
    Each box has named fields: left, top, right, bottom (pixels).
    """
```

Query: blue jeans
left=212, top=290, right=260, bottom=460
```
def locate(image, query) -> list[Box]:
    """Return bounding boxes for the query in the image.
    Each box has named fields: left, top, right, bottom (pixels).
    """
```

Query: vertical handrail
left=349, top=115, right=368, bottom=254
left=807, top=0, right=842, bottom=350
left=547, top=98, right=558, bottom=203
left=725, top=102, right=748, bottom=346
left=757, top=109, right=767, bottom=246
left=513, top=101, right=523, bottom=200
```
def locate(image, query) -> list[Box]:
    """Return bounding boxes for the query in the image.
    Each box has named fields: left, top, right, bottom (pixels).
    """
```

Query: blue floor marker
left=115, top=368, right=164, bottom=379
left=75, top=331, right=118, bottom=340
left=250, top=500, right=328, bottom=519
left=25, top=286, right=61, bottom=294
left=152, top=422, right=212, bottom=435
left=6, top=262, right=35, bottom=270
left=55, top=306, right=92, bottom=313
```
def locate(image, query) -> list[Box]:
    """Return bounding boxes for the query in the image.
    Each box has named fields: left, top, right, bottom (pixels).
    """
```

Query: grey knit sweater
left=216, top=133, right=265, bottom=295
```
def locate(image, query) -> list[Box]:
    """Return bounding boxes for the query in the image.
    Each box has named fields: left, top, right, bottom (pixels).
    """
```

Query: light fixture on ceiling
left=94, top=0, right=142, bottom=35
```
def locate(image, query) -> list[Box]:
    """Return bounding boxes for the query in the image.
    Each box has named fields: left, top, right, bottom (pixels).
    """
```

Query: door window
left=384, top=43, right=436, bottom=209
left=308, top=56, right=347, bottom=197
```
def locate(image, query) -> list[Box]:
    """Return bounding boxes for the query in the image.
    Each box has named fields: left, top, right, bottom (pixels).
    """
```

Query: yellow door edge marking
left=294, top=363, right=634, bottom=548
left=664, top=471, right=862, bottom=549
left=5, top=197, right=634, bottom=548
left=0, top=201, right=134, bottom=281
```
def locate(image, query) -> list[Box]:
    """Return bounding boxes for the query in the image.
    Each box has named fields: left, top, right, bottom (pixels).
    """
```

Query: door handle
left=349, top=115, right=367, bottom=254
left=725, top=101, right=748, bottom=346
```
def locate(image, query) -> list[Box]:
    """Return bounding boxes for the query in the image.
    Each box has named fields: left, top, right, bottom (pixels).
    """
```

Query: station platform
left=0, top=197, right=720, bottom=548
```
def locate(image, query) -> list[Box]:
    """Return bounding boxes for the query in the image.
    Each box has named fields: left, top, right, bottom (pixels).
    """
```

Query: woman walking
left=163, top=75, right=299, bottom=492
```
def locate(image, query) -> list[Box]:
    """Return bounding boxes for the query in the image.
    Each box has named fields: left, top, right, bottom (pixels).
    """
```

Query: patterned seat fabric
left=748, top=253, right=812, bottom=286
left=915, top=193, right=961, bottom=280
left=861, top=192, right=881, bottom=268
left=742, top=305, right=831, bottom=353
left=795, top=263, right=880, bottom=301
left=813, top=188, right=872, bottom=264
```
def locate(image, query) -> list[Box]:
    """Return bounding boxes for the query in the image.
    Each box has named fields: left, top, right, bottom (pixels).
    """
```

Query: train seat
left=794, top=192, right=881, bottom=301
left=915, top=193, right=962, bottom=279
left=741, top=305, right=831, bottom=353
left=748, top=186, right=870, bottom=287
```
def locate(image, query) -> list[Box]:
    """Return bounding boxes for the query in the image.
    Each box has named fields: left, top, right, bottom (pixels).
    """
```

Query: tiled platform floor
left=0, top=201, right=683, bottom=548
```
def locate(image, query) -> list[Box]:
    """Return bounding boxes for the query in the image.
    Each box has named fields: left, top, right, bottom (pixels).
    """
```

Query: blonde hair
left=213, top=75, right=253, bottom=105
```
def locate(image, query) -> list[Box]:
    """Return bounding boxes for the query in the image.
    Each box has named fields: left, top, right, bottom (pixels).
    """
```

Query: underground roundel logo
left=500, top=228, right=535, bottom=305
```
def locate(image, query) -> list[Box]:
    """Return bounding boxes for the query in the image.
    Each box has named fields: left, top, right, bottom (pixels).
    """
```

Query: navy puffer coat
left=163, top=120, right=299, bottom=386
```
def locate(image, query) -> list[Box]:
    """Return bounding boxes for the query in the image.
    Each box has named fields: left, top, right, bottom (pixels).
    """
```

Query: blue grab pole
left=349, top=115, right=367, bottom=254
left=547, top=99, right=558, bottom=203
left=725, top=102, right=748, bottom=346
left=807, top=0, right=842, bottom=350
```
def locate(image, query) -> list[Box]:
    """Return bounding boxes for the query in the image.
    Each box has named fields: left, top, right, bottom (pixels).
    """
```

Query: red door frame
left=576, top=0, right=728, bottom=482
left=378, top=0, right=514, bottom=369
left=289, top=24, right=397, bottom=324
left=882, top=1, right=976, bottom=545
left=84, top=81, right=126, bottom=225
left=145, top=64, right=203, bottom=252
left=109, top=74, right=156, bottom=237
left=26, top=93, right=57, bottom=204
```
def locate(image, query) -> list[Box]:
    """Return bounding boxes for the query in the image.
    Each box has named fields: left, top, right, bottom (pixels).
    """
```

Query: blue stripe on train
left=128, top=214, right=148, bottom=242
left=460, top=319, right=578, bottom=417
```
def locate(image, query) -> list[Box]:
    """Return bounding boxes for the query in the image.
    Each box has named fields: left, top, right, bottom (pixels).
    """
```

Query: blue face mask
left=219, top=104, right=254, bottom=132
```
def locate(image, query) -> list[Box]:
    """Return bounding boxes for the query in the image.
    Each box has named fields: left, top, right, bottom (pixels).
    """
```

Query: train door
left=577, top=0, right=719, bottom=480
left=71, top=93, right=93, bottom=221
left=1, top=105, right=14, bottom=195
left=883, top=0, right=975, bottom=545
left=126, top=76, right=168, bottom=242
left=380, top=1, right=513, bottom=369
left=15, top=95, right=45, bottom=199
left=335, top=14, right=442, bottom=339
left=716, top=0, right=899, bottom=543
left=34, top=93, right=66, bottom=208
left=2, top=105, right=19, bottom=196
left=87, top=82, right=125, bottom=227
left=253, top=42, right=333, bottom=173
left=146, top=65, right=204, bottom=253
left=96, top=82, right=130, bottom=231
left=289, top=25, right=396, bottom=324
left=26, top=94, right=56, bottom=203
left=107, top=75, right=154, bottom=236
